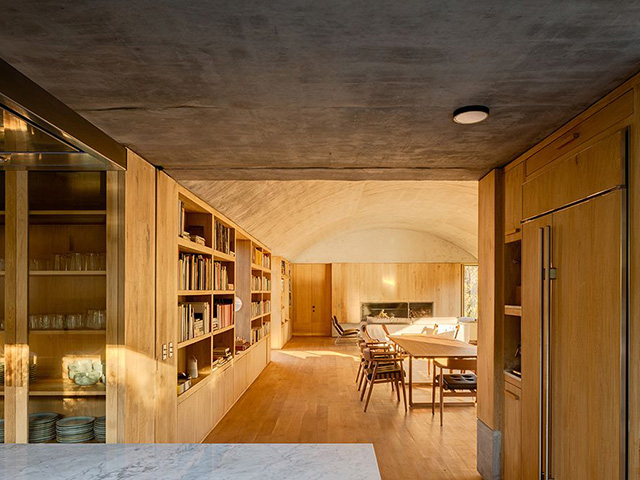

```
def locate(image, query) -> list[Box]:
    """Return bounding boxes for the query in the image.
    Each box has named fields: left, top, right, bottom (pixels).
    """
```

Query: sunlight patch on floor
left=278, top=349, right=360, bottom=361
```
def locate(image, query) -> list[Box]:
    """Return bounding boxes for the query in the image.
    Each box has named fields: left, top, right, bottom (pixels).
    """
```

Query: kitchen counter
left=0, top=443, right=381, bottom=479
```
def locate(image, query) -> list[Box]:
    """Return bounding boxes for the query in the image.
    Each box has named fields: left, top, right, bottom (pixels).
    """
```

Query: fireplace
left=361, top=302, right=434, bottom=324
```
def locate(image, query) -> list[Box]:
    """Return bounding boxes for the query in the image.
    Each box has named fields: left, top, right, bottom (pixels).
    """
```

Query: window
left=463, top=264, right=478, bottom=318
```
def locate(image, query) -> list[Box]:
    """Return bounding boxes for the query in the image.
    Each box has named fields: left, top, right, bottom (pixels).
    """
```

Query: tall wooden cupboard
left=479, top=77, right=640, bottom=478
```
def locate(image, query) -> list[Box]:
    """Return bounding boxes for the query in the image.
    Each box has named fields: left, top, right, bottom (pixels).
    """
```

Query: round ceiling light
left=452, top=105, right=490, bottom=124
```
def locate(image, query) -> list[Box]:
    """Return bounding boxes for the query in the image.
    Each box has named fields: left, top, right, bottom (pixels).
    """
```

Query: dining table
left=388, top=334, right=478, bottom=408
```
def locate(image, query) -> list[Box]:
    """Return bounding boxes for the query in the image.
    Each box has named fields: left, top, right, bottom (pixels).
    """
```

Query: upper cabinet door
left=522, top=128, right=626, bottom=221
left=504, top=162, right=524, bottom=242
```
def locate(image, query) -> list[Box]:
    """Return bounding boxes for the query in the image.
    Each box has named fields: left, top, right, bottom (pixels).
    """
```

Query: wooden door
left=503, top=383, right=522, bottom=480
left=521, top=216, right=547, bottom=480
left=522, top=192, right=624, bottom=479
left=292, top=264, right=331, bottom=336
left=549, top=191, right=622, bottom=479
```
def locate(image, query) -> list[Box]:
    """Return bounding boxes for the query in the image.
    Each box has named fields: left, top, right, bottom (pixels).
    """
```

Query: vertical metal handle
left=544, top=225, right=552, bottom=480
left=538, top=227, right=545, bottom=480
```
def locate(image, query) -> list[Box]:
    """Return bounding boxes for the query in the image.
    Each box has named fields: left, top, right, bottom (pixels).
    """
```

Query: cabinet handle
left=505, top=228, right=521, bottom=236
left=505, top=389, right=520, bottom=400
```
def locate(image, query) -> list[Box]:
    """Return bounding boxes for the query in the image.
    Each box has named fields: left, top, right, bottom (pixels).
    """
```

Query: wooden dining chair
left=360, top=347, right=407, bottom=413
left=432, top=357, right=477, bottom=425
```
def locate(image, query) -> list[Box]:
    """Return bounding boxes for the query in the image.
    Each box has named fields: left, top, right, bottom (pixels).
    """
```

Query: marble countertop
left=0, top=443, right=381, bottom=480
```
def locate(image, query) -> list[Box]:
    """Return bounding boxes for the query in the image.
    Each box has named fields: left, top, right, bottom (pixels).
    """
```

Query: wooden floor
left=204, top=337, right=480, bottom=480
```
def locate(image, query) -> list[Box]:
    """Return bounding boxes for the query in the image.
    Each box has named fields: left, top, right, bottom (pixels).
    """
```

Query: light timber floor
left=204, top=336, right=480, bottom=480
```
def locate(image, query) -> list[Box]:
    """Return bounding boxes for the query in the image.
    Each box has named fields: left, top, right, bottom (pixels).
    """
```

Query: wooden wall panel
left=330, top=263, right=462, bottom=325
left=120, top=150, right=157, bottom=442
left=154, top=171, right=178, bottom=442
left=477, top=170, right=504, bottom=430
left=292, top=264, right=331, bottom=336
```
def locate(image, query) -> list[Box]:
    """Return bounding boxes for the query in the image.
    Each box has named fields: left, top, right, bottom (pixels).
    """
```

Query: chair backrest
left=434, top=324, right=460, bottom=339
left=442, top=357, right=477, bottom=371
left=333, top=315, right=348, bottom=335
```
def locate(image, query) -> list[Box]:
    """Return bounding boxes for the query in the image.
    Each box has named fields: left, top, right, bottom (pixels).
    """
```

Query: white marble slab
left=0, top=443, right=381, bottom=480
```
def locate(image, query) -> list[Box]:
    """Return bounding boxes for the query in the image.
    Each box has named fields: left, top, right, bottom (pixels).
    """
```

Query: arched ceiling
left=182, top=180, right=478, bottom=262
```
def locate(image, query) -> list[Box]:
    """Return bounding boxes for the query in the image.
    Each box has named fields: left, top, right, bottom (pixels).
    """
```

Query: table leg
left=409, top=355, right=413, bottom=407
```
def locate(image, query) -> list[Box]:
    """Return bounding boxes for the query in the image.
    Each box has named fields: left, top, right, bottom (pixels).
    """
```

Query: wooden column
left=477, top=169, right=504, bottom=477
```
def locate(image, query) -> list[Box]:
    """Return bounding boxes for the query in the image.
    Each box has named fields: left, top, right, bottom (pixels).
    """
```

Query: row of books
left=252, top=248, right=270, bottom=269
left=179, top=253, right=212, bottom=291
left=214, top=261, right=231, bottom=291
left=179, top=302, right=211, bottom=343
left=251, top=322, right=271, bottom=343
left=262, top=277, right=271, bottom=291
left=251, top=300, right=271, bottom=318
left=215, top=220, right=233, bottom=255
left=251, top=275, right=261, bottom=291
left=214, top=300, right=234, bottom=329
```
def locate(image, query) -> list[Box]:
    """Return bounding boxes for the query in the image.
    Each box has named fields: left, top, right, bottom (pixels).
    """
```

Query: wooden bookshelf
left=177, top=332, right=213, bottom=349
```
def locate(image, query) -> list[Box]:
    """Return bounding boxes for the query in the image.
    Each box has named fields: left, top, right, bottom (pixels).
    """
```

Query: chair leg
left=364, top=365, right=379, bottom=412
left=360, top=376, right=369, bottom=401
left=395, top=379, right=400, bottom=402
left=432, top=361, right=437, bottom=415
left=399, top=372, right=408, bottom=412
left=439, top=371, right=444, bottom=426
left=358, top=363, right=368, bottom=392
left=355, top=360, right=363, bottom=384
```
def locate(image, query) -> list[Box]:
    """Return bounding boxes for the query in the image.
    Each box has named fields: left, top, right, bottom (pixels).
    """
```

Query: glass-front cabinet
left=2, top=171, right=115, bottom=443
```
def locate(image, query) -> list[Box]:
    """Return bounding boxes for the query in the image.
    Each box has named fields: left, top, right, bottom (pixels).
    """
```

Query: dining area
left=354, top=319, right=478, bottom=425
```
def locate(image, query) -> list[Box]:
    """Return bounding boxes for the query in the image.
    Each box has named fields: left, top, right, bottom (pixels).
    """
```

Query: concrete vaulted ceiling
left=183, top=180, right=478, bottom=262
left=2, top=2, right=640, bottom=260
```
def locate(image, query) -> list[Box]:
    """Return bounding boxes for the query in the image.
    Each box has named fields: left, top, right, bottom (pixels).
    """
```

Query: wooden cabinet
left=503, top=378, right=522, bottom=480
left=522, top=129, right=625, bottom=220
left=504, top=161, right=524, bottom=242
left=292, top=264, right=331, bottom=336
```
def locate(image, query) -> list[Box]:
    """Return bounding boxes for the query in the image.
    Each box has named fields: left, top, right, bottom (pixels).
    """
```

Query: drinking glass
left=53, top=253, right=66, bottom=271
left=41, top=314, right=51, bottom=330
left=86, top=253, right=99, bottom=271
left=52, top=314, right=65, bottom=330
left=29, top=314, right=42, bottom=330
left=65, top=314, right=83, bottom=330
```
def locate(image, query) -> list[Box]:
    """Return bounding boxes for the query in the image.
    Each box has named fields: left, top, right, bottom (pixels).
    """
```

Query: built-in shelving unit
left=503, top=238, right=522, bottom=377
left=271, top=257, right=293, bottom=349
left=176, top=189, right=236, bottom=398
left=26, top=171, right=112, bottom=442
left=237, top=239, right=271, bottom=347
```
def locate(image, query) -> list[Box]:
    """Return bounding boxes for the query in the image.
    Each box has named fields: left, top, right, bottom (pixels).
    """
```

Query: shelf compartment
left=213, top=250, right=235, bottom=262
left=29, top=378, right=106, bottom=396
left=178, top=332, right=213, bottom=349
left=212, top=324, right=234, bottom=335
left=178, top=237, right=212, bottom=255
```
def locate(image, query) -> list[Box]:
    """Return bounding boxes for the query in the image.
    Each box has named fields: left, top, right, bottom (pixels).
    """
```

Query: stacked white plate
left=0, top=419, right=4, bottom=443
left=29, top=364, right=37, bottom=383
left=56, top=416, right=95, bottom=443
left=94, top=416, right=106, bottom=443
left=29, top=412, right=59, bottom=443
left=0, top=362, right=4, bottom=386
